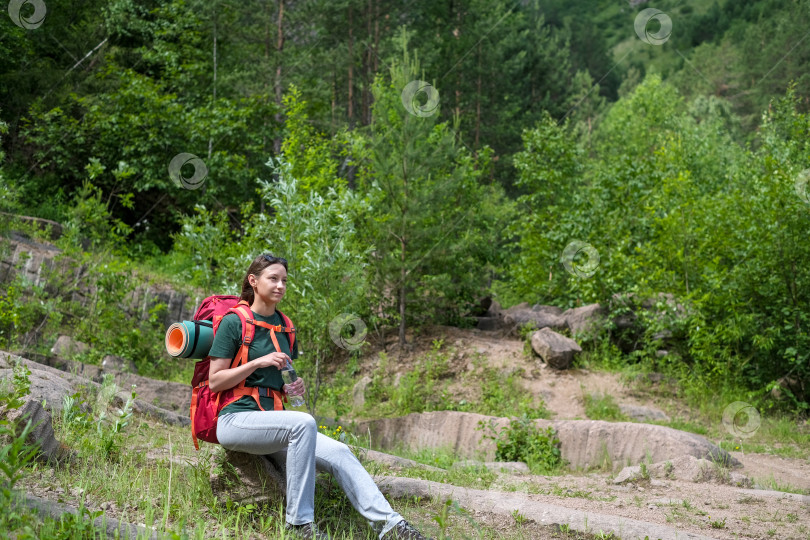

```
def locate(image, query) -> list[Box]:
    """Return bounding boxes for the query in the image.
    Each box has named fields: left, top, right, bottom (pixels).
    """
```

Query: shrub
left=481, top=416, right=563, bottom=474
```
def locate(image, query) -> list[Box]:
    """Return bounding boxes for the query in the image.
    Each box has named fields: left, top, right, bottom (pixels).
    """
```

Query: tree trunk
left=348, top=5, right=355, bottom=128
left=274, top=0, right=285, bottom=157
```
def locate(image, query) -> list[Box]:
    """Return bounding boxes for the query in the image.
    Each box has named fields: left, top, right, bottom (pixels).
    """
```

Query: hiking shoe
left=285, top=522, right=329, bottom=540
left=382, top=520, right=433, bottom=540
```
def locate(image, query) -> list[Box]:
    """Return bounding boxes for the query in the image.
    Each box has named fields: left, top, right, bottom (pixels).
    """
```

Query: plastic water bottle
left=281, top=361, right=306, bottom=408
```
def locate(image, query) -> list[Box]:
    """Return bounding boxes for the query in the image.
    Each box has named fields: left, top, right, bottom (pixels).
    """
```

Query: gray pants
left=217, top=411, right=403, bottom=538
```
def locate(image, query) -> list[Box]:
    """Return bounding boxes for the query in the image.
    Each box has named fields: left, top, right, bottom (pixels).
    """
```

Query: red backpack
left=189, top=295, right=296, bottom=450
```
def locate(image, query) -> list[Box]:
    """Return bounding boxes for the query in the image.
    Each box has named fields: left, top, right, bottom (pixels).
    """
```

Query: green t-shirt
left=209, top=309, right=298, bottom=415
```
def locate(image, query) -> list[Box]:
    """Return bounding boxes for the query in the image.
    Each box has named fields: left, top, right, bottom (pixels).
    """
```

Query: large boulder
left=530, top=327, right=582, bottom=370
left=502, top=303, right=567, bottom=335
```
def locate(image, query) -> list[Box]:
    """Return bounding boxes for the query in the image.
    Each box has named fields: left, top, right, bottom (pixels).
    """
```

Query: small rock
left=619, top=404, right=671, bottom=422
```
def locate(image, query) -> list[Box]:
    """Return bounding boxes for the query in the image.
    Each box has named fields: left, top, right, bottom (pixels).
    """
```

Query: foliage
left=502, top=74, right=810, bottom=412
left=58, top=377, right=137, bottom=460
left=481, top=416, right=563, bottom=474
left=353, top=36, right=512, bottom=341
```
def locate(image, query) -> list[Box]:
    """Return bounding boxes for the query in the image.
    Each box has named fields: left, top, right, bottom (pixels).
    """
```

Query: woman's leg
left=216, top=411, right=317, bottom=526
left=313, top=433, right=403, bottom=537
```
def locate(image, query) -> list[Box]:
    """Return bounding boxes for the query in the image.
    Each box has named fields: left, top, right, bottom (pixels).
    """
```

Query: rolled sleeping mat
left=165, top=320, right=214, bottom=359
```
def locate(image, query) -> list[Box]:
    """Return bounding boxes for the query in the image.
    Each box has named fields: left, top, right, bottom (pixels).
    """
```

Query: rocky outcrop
left=530, top=328, right=582, bottom=369
left=0, top=351, right=189, bottom=426
left=210, top=450, right=287, bottom=505
left=0, top=235, right=198, bottom=332
left=356, top=411, right=740, bottom=470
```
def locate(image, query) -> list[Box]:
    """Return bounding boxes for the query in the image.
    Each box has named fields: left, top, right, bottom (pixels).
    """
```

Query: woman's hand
left=283, top=377, right=306, bottom=397
left=251, top=352, right=290, bottom=370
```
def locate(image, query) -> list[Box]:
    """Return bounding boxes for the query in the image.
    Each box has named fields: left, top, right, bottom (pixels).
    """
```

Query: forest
left=1, top=0, right=809, bottom=402
left=2, top=0, right=810, bottom=537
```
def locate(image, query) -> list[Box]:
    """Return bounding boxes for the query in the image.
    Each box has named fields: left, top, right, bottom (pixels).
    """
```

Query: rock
left=530, top=328, right=582, bottom=370
left=357, top=411, right=740, bottom=471
left=0, top=351, right=189, bottom=426
left=503, top=304, right=567, bottom=335
left=486, top=300, right=503, bottom=318
left=452, top=460, right=530, bottom=474
left=104, top=371, right=190, bottom=414
left=0, top=366, right=76, bottom=412
left=2, top=399, right=73, bottom=464
left=102, top=355, right=138, bottom=374
left=210, top=450, right=286, bottom=505
left=613, top=455, right=751, bottom=486
left=352, top=376, right=373, bottom=409
left=613, top=465, right=643, bottom=484
left=475, top=317, right=501, bottom=331
left=50, top=335, right=89, bottom=358
left=562, top=303, right=604, bottom=338
left=619, top=404, right=670, bottom=422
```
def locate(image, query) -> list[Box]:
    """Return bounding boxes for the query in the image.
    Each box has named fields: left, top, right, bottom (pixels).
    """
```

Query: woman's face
left=250, top=263, right=287, bottom=302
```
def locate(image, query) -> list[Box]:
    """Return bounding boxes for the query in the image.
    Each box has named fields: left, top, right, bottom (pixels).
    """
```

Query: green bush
left=481, top=416, right=563, bottom=474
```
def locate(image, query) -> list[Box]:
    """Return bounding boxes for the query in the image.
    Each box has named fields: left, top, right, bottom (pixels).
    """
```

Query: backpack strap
left=278, top=309, right=296, bottom=352
left=214, top=303, right=269, bottom=412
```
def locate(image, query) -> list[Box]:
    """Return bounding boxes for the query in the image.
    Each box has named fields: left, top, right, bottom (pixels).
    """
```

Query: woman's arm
left=208, top=352, right=290, bottom=393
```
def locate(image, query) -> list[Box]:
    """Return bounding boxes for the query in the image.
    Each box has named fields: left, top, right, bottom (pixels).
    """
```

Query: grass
left=582, top=392, right=628, bottom=422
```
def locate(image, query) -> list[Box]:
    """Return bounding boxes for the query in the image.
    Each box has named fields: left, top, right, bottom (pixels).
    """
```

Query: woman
left=208, top=254, right=431, bottom=540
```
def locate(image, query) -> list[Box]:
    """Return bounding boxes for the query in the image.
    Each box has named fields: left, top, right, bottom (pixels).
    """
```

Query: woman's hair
left=240, top=254, right=289, bottom=305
